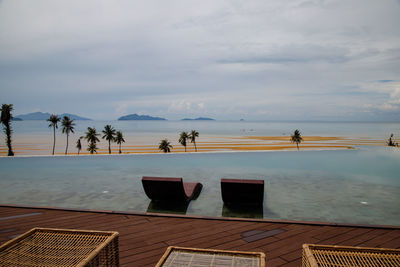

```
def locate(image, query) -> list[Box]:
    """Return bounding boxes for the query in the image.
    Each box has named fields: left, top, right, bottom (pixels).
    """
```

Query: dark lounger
left=142, top=176, right=203, bottom=202
left=221, top=178, right=264, bottom=206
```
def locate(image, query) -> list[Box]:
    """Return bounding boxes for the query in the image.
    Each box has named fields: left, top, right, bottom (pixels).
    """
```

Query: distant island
left=118, top=114, right=167, bottom=121
left=181, top=117, right=215, bottom=121
left=14, top=112, right=91, bottom=120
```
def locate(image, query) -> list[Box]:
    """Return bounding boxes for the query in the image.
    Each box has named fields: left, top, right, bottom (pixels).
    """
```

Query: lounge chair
left=142, top=176, right=203, bottom=203
left=221, top=178, right=264, bottom=206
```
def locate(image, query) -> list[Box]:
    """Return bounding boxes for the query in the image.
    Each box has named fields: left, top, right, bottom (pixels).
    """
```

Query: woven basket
left=0, top=228, right=119, bottom=267
left=156, top=246, right=265, bottom=267
left=302, top=244, right=400, bottom=267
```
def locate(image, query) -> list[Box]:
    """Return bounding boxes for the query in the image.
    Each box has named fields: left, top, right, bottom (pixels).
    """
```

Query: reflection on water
left=147, top=201, right=189, bottom=215
left=0, top=147, right=399, bottom=225
left=222, top=204, right=264, bottom=219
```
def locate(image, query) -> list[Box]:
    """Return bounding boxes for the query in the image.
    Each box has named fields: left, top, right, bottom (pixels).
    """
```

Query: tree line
left=158, top=130, right=199, bottom=153
left=159, top=129, right=304, bottom=153
left=47, top=114, right=126, bottom=155
left=2, top=104, right=400, bottom=156
left=0, top=103, right=200, bottom=156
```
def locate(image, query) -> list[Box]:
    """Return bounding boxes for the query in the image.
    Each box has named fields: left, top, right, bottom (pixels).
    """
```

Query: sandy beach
left=0, top=134, right=386, bottom=156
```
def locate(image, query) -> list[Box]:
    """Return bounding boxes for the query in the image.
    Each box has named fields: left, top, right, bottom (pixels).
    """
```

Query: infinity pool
left=0, top=148, right=399, bottom=226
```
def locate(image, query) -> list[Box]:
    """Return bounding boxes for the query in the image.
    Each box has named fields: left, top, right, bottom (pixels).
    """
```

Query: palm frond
left=159, top=139, right=172, bottom=153
left=47, top=114, right=60, bottom=128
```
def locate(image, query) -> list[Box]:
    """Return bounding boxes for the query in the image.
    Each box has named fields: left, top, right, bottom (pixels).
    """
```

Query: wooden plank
left=165, top=221, right=241, bottom=245
left=261, top=236, right=319, bottom=260
left=280, top=249, right=303, bottom=263
left=317, top=227, right=374, bottom=244
left=312, top=226, right=354, bottom=241
left=380, top=237, right=400, bottom=249
left=358, top=230, right=400, bottom=248
left=279, top=258, right=302, bottom=267
left=0, top=206, right=399, bottom=267
left=120, top=242, right=166, bottom=258
left=276, top=227, right=308, bottom=239
left=336, top=228, right=394, bottom=247
left=266, top=257, right=287, bottom=267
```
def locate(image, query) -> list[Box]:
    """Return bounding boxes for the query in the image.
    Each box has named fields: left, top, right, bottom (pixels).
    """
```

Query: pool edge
left=1, top=204, right=399, bottom=230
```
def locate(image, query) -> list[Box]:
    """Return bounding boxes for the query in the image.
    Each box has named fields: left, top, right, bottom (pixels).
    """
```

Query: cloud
left=218, top=45, right=350, bottom=65
left=115, top=103, right=128, bottom=118
left=389, top=87, right=400, bottom=105
left=167, top=100, right=206, bottom=114
left=1, top=0, right=400, bottom=120
left=168, top=100, right=193, bottom=113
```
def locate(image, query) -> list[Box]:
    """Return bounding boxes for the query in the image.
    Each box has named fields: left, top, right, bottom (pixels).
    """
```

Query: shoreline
left=0, top=135, right=386, bottom=157
left=0, top=146, right=357, bottom=158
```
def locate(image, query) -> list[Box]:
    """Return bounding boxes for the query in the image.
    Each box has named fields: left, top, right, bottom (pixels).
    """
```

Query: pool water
left=0, top=147, right=399, bottom=226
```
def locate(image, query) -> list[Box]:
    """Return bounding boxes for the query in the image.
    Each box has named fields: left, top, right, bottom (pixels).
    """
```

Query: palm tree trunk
left=52, top=126, right=56, bottom=155
left=296, top=143, right=299, bottom=150
left=184, top=145, right=186, bottom=152
left=65, top=133, right=69, bottom=155
left=108, top=140, right=111, bottom=154
left=119, top=144, right=121, bottom=154
left=194, top=141, right=197, bottom=152
left=5, top=123, right=14, bottom=156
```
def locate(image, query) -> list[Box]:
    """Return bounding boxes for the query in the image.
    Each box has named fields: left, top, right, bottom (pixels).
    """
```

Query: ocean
left=3, top=120, right=399, bottom=155
left=9, top=120, right=400, bottom=137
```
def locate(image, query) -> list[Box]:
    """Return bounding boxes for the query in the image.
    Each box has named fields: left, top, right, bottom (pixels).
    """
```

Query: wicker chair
left=302, top=244, right=400, bottom=267
left=0, top=228, right=119, bottom=267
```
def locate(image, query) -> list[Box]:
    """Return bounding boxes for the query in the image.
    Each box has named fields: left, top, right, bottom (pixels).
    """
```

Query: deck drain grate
left=241, top=229, right=286, bottom=243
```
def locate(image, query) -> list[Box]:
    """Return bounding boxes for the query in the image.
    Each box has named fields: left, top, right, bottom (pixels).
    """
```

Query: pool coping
left=1, top=204, right=399, bottom=230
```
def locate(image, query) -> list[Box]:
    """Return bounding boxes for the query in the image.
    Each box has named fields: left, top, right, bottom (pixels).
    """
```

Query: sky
left=0, top=0, right=400, bottom=121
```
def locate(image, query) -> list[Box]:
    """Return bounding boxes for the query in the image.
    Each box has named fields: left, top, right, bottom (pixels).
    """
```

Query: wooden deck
left=1, top=206, right=399, bottom=266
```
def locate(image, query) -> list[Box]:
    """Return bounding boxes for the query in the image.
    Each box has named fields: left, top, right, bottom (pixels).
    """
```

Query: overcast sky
left=1, top=0, right=399, bottom=121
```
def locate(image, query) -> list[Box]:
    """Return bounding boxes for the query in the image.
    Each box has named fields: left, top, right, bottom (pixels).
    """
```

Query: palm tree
left=178, top=131, right=189, bottom=152
left=189, top=130, right=199, bottom=152
left=159, top=139, right=172, bottom=153
left=61, top=116, right=75, bottom=155
left=87, top=142, right=98, bottom=154
left=76, top=138, right=82, bottom=155
left=102, top=125, right=116, bottom=154
left=84, top=127, right=100, bottom=154
left=387, top=134, right=398, bottom=147
left=114, top=130, right=125, bottom=154
left=0, top=104, right=14, bottom=156
left=47, top=114, right=60, bottom=155
left=290, top=129, right=303, bottom=150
